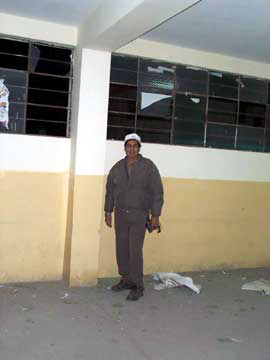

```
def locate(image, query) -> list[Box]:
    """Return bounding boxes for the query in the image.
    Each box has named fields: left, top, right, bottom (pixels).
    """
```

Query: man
left=104, top=133, right=164, bottom=301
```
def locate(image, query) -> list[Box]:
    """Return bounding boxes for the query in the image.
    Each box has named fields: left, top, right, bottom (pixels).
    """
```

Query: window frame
left=0, top=35, right=74, bottom=138
left=108, top=53, right=270, bottom=153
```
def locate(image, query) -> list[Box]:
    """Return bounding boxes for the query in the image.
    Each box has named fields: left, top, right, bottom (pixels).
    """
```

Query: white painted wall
left=105, top=140, right=270, bottom=182
left=73, top=48, right=111, bottom=176
left=0, top=134, right=70, bottom=173
left=0, top=13, right=77, bottom=46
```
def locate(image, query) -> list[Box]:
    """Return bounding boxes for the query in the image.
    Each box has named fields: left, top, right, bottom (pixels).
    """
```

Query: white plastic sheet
left=153, top=272, right=201, bottom=294
left=241, top=279, right=270, bottom=295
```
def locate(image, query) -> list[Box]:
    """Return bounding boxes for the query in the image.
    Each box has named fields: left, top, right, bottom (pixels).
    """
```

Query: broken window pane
left=28, top=89, right=69, bottom=107
left=0, top=38, right=29, bottom=56
left=0, top=54, right=28, bottom=71
left=138, top=91, right=172, bottom=117
left=29, top=73, right=70, bottom=92
left=30, top=44, right=72, bottom=62
left=0, top=36, right=72, bottom=137
left=175, top=94, right=206, bottom=122
left=26, top=104, right=67, bottom=122
left=29, top=58, right=71, bottom=77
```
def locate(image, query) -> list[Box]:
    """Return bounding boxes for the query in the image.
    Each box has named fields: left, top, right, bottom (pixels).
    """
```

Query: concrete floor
left=0, top=268, right=270, bottom=360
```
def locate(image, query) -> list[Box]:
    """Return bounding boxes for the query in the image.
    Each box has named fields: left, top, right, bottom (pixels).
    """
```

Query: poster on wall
left=0, top=79, right=9, bottom=130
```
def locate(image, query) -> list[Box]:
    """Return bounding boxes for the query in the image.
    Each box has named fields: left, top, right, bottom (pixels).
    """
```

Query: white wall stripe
left=105, top=140, right=270, bottom=182
left=0, top=134, right=70, bottom=173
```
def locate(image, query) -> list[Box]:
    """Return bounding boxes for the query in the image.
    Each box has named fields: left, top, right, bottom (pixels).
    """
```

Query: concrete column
left=64, top=48, right=111, bottom=286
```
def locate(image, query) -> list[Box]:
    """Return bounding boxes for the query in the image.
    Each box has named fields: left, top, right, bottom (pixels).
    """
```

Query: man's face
left=125, top=140, right=140, bottom=159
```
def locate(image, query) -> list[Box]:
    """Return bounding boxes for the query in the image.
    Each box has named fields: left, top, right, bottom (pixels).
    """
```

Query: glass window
left=111, top=54, right=138, bottom=72
left=107, top=126, right=134, bottom=141
left=0, top=68, right=27, bottom=87
left=139, top=59, right=175, bottom=91
left=0, top=37, right=72, bottom=137
left=239, top=76, right=267, bottom=104
left=107, top=113, right=135, bottom=128
left=26, top=120, right=67, bottom=137
left=137, top=115, right=171, bottom=130
left=107, top=53, right=270, bottom=153
left=176, top=65, right=208, bottom=95
left=208, top=98, right=237, bottom=125
left=137, top=129, right=171, bottom=144
left=265, top=130, right=270, bottom=152
left=0, top=38, right=29, bottom=56
left=209, top=72, right=238, bottom=99
left=173, top=120, right=205, bottom=146
left=28, top=89, right=69, bottom=107
left=239, top=102, right=266, bottom=127
left=8, top=86, right=26, bottom=103
left=206, top=124, right=236, bottom=149
left=138, top=91, right=172, bottom=117
left=109, top=98, right=136, bottom=114
left=110, top=68, right=137, bottom=86
left=30, top=44, right=71, bottom=62
left=29, top=58, right=71, bottom=77
left=26, top=105, right=68, bottom=122
left=236, top=127, right=264, bottom=152
left=29, top=73, right=70, bottom=92
left=175, top=94, right=206, bottom=122
left=109, top=84, right=137, bottom=100
left=0, top=54, right=28, bottom=71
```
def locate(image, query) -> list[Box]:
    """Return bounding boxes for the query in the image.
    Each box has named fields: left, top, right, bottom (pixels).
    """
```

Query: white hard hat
left=124, top=133, right=141, bottom=145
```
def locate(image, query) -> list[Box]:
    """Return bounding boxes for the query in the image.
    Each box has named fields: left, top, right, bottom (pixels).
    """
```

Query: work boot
left=111, top=279, right=132, bottom=292
left=126, top=287, right=144, bottom=301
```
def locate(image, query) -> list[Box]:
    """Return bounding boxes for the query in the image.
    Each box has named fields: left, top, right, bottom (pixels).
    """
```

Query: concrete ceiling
left=0, top=0, right=102, bottom=26
left=0, top=0, right=270, bottom=63
left=143, top=0, right=270, bottom=63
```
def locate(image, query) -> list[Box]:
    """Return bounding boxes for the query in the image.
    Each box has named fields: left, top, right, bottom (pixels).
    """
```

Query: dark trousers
left=114, top=208, right=147, bottom=289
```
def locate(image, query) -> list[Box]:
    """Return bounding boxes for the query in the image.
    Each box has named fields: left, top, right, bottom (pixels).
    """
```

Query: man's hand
left=105, top=213, right=112, bottom=228
left=150, top=215, right=159, bottom=230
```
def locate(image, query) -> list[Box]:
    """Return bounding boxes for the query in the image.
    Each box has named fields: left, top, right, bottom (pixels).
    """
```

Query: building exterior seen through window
left=0, top=36, right=73, bottom=137
left=108, top=54, right=270, bottom=153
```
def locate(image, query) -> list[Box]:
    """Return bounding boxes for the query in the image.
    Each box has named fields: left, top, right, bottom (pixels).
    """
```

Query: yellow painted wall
left=98, top=177, right=270, bottom=278
left=0, top=171, right=69, bottom=283
left=2, top=172, right=270, bottom=284
left=67, top=175, right=105, bottom=286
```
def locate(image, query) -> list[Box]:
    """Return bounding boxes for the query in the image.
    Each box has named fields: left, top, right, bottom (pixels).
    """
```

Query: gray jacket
left=104, top=155, right=164, bottom=216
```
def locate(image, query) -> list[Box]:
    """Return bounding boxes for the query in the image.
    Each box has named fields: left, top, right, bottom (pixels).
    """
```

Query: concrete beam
left=78, top=0, right=201, bottom=51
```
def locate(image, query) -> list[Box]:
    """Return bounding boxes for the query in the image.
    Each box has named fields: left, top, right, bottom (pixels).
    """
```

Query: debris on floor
left=152, top=272, right=201, bottom=294
left=241, top=279, right=270, bottom=295
left=217, top=337, right=243, bottom=344
left=60, top=292, right=69, bottom=299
